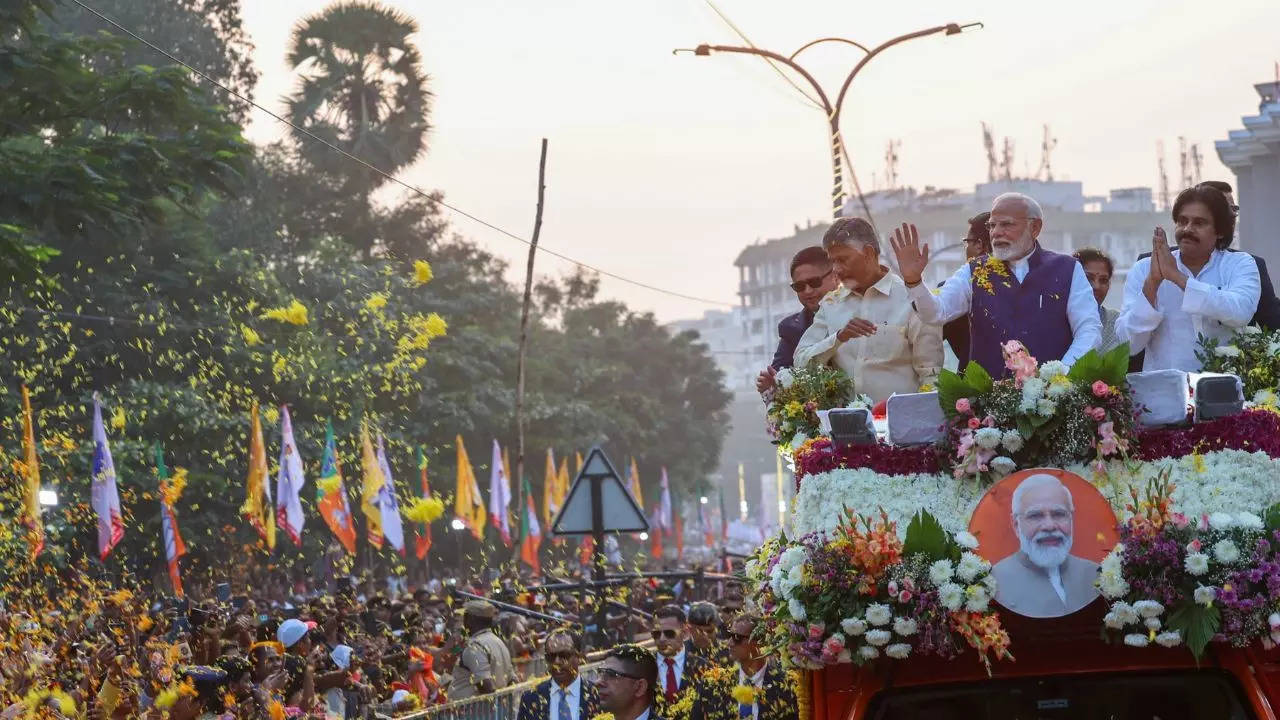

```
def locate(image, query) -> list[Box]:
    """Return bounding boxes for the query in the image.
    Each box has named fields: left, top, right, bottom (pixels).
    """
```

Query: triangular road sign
left=551, top=447, right=649, bottom=535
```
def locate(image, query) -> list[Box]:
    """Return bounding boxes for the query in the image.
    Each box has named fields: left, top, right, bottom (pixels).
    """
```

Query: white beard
left=1021, top=529, right=1072, bottom=569
left=992, top=229, right=1035, bottom=261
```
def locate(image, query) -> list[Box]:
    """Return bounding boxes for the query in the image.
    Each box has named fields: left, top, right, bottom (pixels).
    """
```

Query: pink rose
left=887, top=581, right=899, bottom=596
left=902, top=577, right=916, bottom=592
left=1199, top=514, right=1210, bottom=531
left=968, top=417, right=981, bottom=429
left=955, top=398, right=971, bottom=415
left=1086, top=406, right=1106, bottom=422
left=1187, top=538, right=1201, bottom=552
left=808, top=623, right=825, bottom=640
left=1172, top=513, right=1189, bottom=529
left=982, top=415, right=996, bottom=427
left=1092, top=380, right=1110, bottom=398
left=899, top=590, right=913, bottom=603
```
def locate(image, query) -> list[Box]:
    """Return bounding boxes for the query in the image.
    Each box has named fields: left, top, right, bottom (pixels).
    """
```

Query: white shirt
left=1117, top=249, right=1260, bottom=371
left=737, top=663, right=769, bottom=720
left=657, top=647, right=687, bottom=694
left=635, top=709, right=651, bottom=720
left=548, top=676, right=581, bottom=720
left=793, top=270, right=943, bottom=402
left=906, top=247, right=1101, bottom=367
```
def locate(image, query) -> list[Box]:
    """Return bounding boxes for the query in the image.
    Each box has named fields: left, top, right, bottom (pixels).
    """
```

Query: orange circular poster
left=968, top=468, right=1118, bottom=619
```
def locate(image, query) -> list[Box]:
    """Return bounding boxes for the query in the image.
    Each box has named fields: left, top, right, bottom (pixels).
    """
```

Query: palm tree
left=286, top=1, right=431, bottom=254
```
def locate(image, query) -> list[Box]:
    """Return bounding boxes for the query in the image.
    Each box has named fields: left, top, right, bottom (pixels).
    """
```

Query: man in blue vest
left=891, top=192, right=1101, bottom=378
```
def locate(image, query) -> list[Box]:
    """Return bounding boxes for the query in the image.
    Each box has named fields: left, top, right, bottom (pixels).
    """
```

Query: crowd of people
left=0, top=563, right=780, bottom=720
left=759, top=180, right=1276, bottom=399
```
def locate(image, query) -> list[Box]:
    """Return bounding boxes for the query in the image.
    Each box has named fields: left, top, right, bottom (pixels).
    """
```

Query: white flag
left=275, top=406, right=306, bottom=545
left=376, top=434, right=405, bottom=553
left=654, top=468, right=673, bottom=533
left=90, top=394, right=124, bottom=560
left=488, top=439, right=511, bottom=544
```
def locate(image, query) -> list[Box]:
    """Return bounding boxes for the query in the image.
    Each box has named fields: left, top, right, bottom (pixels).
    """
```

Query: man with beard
left=1118, top=185, right=1260, bottom=371
left=991, top=474, right=1100, bottom=618
left=892, top=193, right=1101, bottom=378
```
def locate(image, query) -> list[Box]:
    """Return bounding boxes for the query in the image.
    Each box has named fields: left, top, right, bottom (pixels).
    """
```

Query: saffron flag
left=19, top=385, right=43, bottom=559
left=454, top=436, right=485, bottom=541
left=360, top=423, right=385, bottom=549
left=317, top=421, right=356, bottom=554
left=376, top=434, right=406, bottom=554
left=574, top=451, right=583, bottom=476
left=488, top=440, right=512, bottom=546
left=553, top=457, right=570, bottom=545
left=415, top=447, right=432, bottom=560
left=699, top=501, right=714, bottom=547
left=518, top=475, right=542, bottom=575
left=243, top=403, right=276, bottom=550
left=156, top=445, right=186, bottom=598
left=274, top=406, right=306, bottom=546
left=90, top=394, right=124, bottom=561
left=578, top=535, right=595, bottom=566
left=542, top=448, right=557, bottom=528
left=628, top=457, right=644, bottom=510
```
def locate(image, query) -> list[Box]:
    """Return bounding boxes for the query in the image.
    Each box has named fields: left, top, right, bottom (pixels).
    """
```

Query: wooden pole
left=514, top=139, right=548, bottom=564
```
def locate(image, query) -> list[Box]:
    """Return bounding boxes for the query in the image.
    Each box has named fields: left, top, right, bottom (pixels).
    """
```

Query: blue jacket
left=771, top=308, right=815, bottom=370
left=516, top=677, right=600, bottom=720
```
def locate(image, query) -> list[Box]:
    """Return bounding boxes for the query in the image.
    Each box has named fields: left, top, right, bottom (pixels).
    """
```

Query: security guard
left=446, top=600, right=515, bottom=700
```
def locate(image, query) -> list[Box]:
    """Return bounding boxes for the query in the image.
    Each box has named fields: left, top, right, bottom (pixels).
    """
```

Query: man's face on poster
left=1013, top=482, right=1074, bottom=569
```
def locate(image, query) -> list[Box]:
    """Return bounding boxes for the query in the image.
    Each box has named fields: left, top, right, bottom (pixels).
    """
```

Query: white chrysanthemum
left=928, top=559, right=954, bottom=586
left=1100, top=548, right=1124, bottom=574
left=885, top=643, right=912, bottom=660
left=1236, top=512, right=1264, bottom=530
left=964, top=585, right=990, bottom=613
left=1185, top=552, right=1210, bottom=576
left=1209, top=512, right=1236, bottom=530
left=1098, top=570, right=1129, bottom=598
left=775, top=368, right=795, bottom=388
left=1255, top=389, right=1279, bottom=406
left=939, top=583, right=965, bottom=611
left=1103, top=611, right=1125, bottom=629
left=1194, top=586, right=1216, bottom=606
left=956, top=552, right=989, bottom=583
left=1214, top=345, right=1241, bottom=357
left=1155, top=631, right=1182, bottom=648
left=1269, top=341, right=1280, bottom=357
left=1133, top=600, right=1165, bottom=618
left=974, top=427, right=1002, bottom=450
left=857, top=645, right=879, bottom=660
left=1123, top=633, right=1149, bottom=647
left=1144, top=617, right=1161, bottom=630
left=778, top=546, right=806, bottom=570
left=991, top=456, right=1017, bottom=477
left=865, top=604, right=892, bottom=626
left=790, top=431, right=809, bottom=450
left=1213, top=539, right=1241, bottom=564
left=1046, top=378, right=1073, bottom=399
left=893, top=617, right=918, bottom=637
left=1112, top=602, right=1139, bottom=626
left=1000, top=430, right=1024, bottom=453
left=1037, top=398, right=1056, bottom=416
left=955, top=531, right=979, bottom=550
left=841, top=617, right=867, bottom=636
left=1021, top=377, right=1047, bottom=403
left=1039, top=360, right=1069, bottom=380
left=1243, top=325, right=1264, bottom=335
left=864, top=629, right=891, bottom=647
left=788, top=597, right=807, bottom=620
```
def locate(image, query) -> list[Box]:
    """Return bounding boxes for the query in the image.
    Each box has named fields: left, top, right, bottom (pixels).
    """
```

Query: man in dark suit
left=516, top=629, right=598, bottom=720
left=684, top=602, right=731, bottom=668
left=943, top=212, right=992, bottom=368
left=755, top=247, right=839, bottom=393
left=595, top=644, right=666, bottom=720
left=691, top=614, right=798, bottom=720
left=651, top=604, right=712, bottom=708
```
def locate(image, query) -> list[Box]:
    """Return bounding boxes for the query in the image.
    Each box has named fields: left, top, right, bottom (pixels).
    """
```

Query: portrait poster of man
left=968, top=469, right=1118, bottom=619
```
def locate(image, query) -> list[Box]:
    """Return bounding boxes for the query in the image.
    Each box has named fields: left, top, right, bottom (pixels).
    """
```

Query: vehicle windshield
left=868, top=670, right=1255, bottom=720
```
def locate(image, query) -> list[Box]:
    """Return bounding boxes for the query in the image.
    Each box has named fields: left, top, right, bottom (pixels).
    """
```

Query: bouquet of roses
left=745, top=509, right=1012, bottom=673
left=1197, top=325, right=1280, bottom=404
left=1098, top=469, right=1280, bottom=659
left=764, top=364, right=860, bottom=452
left=937, top=340, right=1137, bottom=484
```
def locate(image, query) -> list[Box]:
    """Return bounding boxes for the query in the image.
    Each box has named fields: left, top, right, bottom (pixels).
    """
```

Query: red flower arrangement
left=1134, top=409, right=1280, bottom=462
left=793, top=436, right=940, bottom=484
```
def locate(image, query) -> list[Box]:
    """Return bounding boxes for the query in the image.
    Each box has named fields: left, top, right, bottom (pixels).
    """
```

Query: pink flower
left=902, top=577, right=916, bottom=592
left=956, top=430, right=976, bottom=458
left=898, top=590, right=913, bottom=603
left=808, top=623, right=825, bottom=640
left=955, top=398, right=972, bottom=415
left=1086, top=406, right=1106, bottom=422
left=1097, top=421, right=1120, bottom=456
left=1199, top=514, right=1210, bottom=531
left=967, top=417, right=981, bottom=430
left=982, top=415, right=996, bottom=427
left=1092, top=380, right=1110, bottom=398
left=1187, top=538, right=1201, bottom=552
left=1172, top=513, right=1189, bottom=529
left=887, top=581, right=898, bottom=596
left=1001, top=340, right=1039, bottom=385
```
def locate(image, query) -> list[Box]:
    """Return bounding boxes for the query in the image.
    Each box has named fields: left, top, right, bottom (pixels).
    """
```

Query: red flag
left=579, top=535, right=595, bottom=566
left=415, top=447, right=432, bottom=560
left=518, top=476, right=541, bottom=575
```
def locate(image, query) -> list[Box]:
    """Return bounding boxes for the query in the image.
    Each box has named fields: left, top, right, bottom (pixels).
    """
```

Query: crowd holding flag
left=156, top=445, right=186, bottom=598
left=415, top=447, right=433, bottom=560
left=90, top=394, right=124, bottom=561
left=518, top=475, right=542, bottom=575
left=453, top=435, right=485, bottom=540
left=20, top=385, right=43, bottom=559
left=375, top=433, right=406, bottom=554
left=275, top=406, right=306, bottom=546
left=488, top=439, right=512, bottom=546
left=360, top=423, right=385, bottom=549
left=242, top=403, right=276, bottom=550
left=317, top=420, right=357, bottom=554
left=542, top=448, right=559, bottom=528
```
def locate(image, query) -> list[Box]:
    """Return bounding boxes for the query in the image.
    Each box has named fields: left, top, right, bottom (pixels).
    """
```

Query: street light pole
left=678, top=22, right=981, bottom=219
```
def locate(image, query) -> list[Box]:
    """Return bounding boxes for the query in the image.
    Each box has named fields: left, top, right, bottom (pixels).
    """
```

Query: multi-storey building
left=1216, top=80, right=1280, bottom=275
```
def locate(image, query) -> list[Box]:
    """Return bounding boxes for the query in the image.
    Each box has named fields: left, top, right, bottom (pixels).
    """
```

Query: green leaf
left=1067, top=348, right=1104, bottom=385
left=1016, top=415, right=1035, bottom=439
left=937, top=369, right=970, bottom=419
left=1099, top=342, right=1131, bottom=387
left=1264, top=502, right=1280, bottom=532
left=964, top=361, right=993, bottom=395
left=903, top=510, right=948, bottom=559
left=1166, top=602, right=1220, bottom=662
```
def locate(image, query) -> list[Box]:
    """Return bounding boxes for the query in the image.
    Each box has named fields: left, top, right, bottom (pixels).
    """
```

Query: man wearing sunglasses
left=756, top=246, right=840, bottom=394
left=691, top=615, right=797, bottom=720
left=595, top=644, right=663, bottom=720
left=684, top=602, right=730, bottom=668
left=516, top=629, right=599, bottom=720
left=650, top=605, right=712, bottom=708
left=942, top=212, right=992, bottom=369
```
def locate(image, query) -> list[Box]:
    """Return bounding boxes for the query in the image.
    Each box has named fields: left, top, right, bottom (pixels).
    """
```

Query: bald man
left=991, top=474, right=1100, bottom=618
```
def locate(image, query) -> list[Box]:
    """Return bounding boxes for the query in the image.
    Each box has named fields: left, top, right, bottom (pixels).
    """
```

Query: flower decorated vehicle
left=764, top=365, right=868, bottom=452
left=762, top=340, right=1280, bottom=719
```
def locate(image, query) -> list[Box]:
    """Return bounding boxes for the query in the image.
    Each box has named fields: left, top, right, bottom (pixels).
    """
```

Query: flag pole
left=513, top=138, right=548, bottom=564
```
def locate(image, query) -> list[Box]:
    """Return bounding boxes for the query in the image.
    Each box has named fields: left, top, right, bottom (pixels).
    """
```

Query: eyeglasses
left=725, top=632, right=752, bottom=645
left=790, top=270, right=832, bottom=293
left=985, top=219, right=1023, bottom=232
left=546, top=651, right=576, bottom=664
left=650, top=629, right=680, bottom=641
left=596, top=667, right=642, bottom=681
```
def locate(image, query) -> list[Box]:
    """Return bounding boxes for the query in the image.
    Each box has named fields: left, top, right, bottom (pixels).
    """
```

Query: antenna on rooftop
left=1000, top=137, right=1015, bottom=182
left=1036, top=124, right=1057, bottom=182
left=1156, top=140, right=1171, bottom=211
left=1190, top=143, right=1203, bottom=185
left=982, top=123, right=998, bottom=183
left=884, top=139, right=900, bottom=190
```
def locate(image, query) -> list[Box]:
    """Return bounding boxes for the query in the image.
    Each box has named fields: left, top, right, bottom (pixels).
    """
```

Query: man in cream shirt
left=793, top=217, right=942, bottom=403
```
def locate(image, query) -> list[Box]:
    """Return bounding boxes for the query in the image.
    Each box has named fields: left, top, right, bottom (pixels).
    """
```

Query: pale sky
left=239, top=0, right=1280, bottom=322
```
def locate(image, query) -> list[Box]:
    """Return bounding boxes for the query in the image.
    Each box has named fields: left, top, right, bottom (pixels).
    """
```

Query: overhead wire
left=68, top=0, right=735, bottom=308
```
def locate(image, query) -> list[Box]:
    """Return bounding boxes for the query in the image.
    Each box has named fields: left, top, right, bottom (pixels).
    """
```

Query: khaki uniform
left=447, top=628, right=514, bottom=700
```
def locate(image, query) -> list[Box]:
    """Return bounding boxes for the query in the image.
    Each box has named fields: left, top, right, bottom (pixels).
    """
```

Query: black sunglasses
left=650, top=629, right=680, bottom=641
left=790, top=270, right=832, bottom=293
left=725, top=631, right=752, bottom=645
left=597, top=667, right=642, bottom=681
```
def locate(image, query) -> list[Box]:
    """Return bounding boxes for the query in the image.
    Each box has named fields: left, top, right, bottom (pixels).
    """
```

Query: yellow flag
left=243, top=403, right=275, bottom=550
left=360, top=423, right=384, bottom=548
left=454, top=435, right=485, bottom=540
left=629, top=457, right=644, bottom=510
left=542, top=449, right=557, bottom=527
left=20, top=385, right=43, bottom=558
left=574, top=452, right=583, bottom=476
